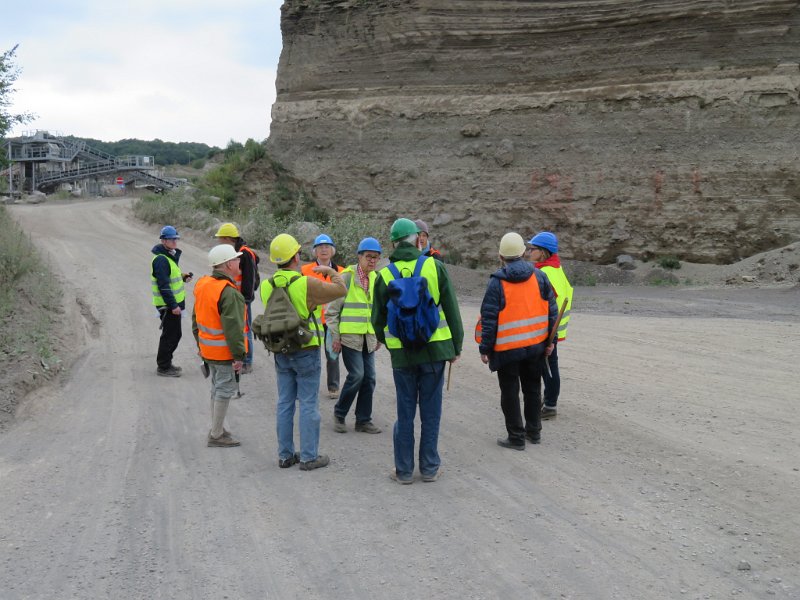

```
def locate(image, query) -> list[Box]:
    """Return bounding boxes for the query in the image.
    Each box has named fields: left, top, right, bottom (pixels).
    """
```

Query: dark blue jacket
left=479, top=258, right=557, bottom=371
left=151, top=244, right=185, bottom=311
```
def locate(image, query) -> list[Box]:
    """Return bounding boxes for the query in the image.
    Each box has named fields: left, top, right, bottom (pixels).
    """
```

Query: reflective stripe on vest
left=260, top=269, right=322, bottom=348
left=151, top=254, right=185, bottom=307
left=339, top=267, right=376, bottom=335
left=301, top=261, right=344, bottom=325
left=540, top=265, right=573, bottom=341
left=194, top=276, right=245, bottom=361
left=494, top=278, right=549, bottom=352
left=378, top=256, right=453, bottom=349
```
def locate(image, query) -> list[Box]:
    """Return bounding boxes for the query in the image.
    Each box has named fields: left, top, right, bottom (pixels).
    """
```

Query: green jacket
left=371, top=243, right=464, bottom=368
left=192, top=270, right=247, bottom=363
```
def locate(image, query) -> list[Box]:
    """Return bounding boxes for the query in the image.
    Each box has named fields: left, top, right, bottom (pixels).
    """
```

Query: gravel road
left=2, top=198, right=798, bottom=599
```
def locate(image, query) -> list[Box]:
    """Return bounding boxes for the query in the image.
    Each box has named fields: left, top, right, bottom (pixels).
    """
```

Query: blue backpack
left=386, top=256, right=441, bottom=351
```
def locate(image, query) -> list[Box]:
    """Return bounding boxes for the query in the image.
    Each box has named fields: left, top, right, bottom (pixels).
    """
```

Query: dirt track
left=2, top=198, right=799, bottom=599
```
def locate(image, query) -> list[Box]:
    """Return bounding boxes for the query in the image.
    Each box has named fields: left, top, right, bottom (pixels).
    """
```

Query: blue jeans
left=542, top=343, right=560, bottom=408
left=334, top=345, right=376, bottom=423
left=274, top=348, right=321, bottom=462
left=392, top=361, right=445, bottom=479
left=244, top=302, right=254, bottom=365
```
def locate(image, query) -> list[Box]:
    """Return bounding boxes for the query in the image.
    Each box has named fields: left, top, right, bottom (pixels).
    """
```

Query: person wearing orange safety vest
left=301, top=233, right=345, bottom=399
left=214, top=222, right=261, bottom=374
left=478, top=232, right=556, bottom=450
left=527, top=231, right=573, bottom=420
left=192, top=244, right=248, bottom=448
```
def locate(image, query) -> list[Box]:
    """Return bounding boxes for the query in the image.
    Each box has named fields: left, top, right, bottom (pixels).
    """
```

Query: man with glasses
left=325, top=237, right=384, bottom=435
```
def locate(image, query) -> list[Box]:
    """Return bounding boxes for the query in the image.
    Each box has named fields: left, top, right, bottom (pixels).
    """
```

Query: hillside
left=267, top=0, right=800, bottom=267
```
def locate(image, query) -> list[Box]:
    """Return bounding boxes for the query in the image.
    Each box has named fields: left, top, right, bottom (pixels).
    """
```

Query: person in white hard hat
left=192, top=244, right=247, bottom=448
left=477, top=232, right=556, bottom=450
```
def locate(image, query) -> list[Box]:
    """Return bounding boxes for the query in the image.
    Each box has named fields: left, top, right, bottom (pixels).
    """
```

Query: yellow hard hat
left=270, top=233, right=301, bottom=264
left=499, top=232, right=526, bottom=258
left=215, top=222, right=240, bottom=238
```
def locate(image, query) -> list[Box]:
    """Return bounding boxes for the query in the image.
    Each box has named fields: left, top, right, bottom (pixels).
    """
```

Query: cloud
left=4, top=0, right=282, bottom=146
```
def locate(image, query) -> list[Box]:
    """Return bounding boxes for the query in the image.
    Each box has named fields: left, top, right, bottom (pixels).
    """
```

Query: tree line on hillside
left=65, top=136, right=222, bottom=166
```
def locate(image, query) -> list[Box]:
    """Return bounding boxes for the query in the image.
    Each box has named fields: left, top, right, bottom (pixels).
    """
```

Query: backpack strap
left=269, top=274, right=301, bottom=289
left=387, top=262, right=402, bottom=280
left=412, top=255, right=427, bottom=278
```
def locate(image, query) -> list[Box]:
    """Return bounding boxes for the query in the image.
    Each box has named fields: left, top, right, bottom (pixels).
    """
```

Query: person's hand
left=171, top=307, right=182, bottom=316
left=182, top=272, right=193, bottom=282
left=312, top=265, right=337, bottom=277
left=449, top=354, right=460, bottom=364
left=233, top=360, right=243, bottom=372
left=480, top=354, right=489, bottom=365
left=375, top=342, right=382, bottom=351
left=545, top=343, right=554, bottom=357
left=332, top=339, right=342, bottom=353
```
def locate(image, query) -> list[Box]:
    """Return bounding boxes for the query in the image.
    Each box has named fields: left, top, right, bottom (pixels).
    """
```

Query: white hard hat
left=208, top=244, right=242, bottom=267
left=499, top=232, right=526, bottom=259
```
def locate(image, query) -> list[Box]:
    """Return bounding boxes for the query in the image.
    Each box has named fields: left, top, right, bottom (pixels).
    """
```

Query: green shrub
left=191, top=158, right=206, bottom=169
left=0, top=206, right=40, bottom=286
left=657, top=255, right=682, bottom=270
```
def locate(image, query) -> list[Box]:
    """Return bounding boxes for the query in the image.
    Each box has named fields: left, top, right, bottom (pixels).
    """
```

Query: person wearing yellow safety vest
left=527, top=231, right=574, bottom=420
left=325, top=237, right=384, bottom=435
left=214, top=222, right=261, bottom=375
left=151, top=225, right=192, bottom=377
left=260, top=233, right=347, bottom=471
left=479, top=233, right=557, bottom=450
left=371, top=218, right=463, bottom=484
left=301, top=233, right=345, bottom=399
left=192, top=244, right=247, bottom=447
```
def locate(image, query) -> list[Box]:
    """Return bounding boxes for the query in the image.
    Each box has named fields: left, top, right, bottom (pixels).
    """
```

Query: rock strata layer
left=268, top=0, right=800, bottom=265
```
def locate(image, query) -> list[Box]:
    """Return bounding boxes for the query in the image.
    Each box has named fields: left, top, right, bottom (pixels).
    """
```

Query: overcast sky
left=1, top=0, right=283, bottom=147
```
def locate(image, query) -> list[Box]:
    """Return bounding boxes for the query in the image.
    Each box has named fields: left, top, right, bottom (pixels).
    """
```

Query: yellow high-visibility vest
left=338, top=266, right=377, bottom=335
left=151, top=254, right=185, bottom=307
left=540, top=265, right=573, bottom=341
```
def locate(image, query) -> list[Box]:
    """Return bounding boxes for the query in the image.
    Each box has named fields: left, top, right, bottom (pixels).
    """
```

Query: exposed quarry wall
left=267, top=0, right=800, bottom=265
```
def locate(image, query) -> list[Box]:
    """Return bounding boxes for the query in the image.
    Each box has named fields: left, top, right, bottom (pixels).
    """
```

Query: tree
left=1, top=44, right=34, bottom=141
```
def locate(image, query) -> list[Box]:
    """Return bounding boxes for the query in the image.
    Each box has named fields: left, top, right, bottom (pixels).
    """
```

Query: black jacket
left=234, top=240, right=261, bottom=303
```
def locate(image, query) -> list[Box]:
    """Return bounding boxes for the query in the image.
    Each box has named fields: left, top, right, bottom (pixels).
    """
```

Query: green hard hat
left=390, top=218, right=420, bottom=242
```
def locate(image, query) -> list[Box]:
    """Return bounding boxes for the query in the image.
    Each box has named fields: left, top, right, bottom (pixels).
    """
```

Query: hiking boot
left=355, top=421, right=382, bottom=434
left=328, top=388, right=339, bottom=399
left=279, top=453, right=300, bottom=469
left=525, top=433, right=541, bottom=445
left=240, top=363, right=253, bottom=375
left=389, top=469, right=413, bottom=485
left=207, top=432, right=241, bottom=447
left=541, top=406, right=557, bottom=420
left=333, top=416, right=347, bottom=433
left=157, top=366, right=182, bottom=378
left=421, top=469, right=441, bottom=483
left=497, top=437, right=525, bottom=451
left=171, top=364, right=183, bottom=373
left=299, top=454, right=330, bottom=471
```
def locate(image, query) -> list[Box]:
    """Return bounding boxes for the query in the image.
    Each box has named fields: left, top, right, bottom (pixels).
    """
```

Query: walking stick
left=544, top=300, right=568, bottom=378
left=446, top=361, right=452, bottom=391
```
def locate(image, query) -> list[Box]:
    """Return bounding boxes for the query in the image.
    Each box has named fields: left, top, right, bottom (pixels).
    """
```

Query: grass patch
left=657, top=255, right=682, bottom=270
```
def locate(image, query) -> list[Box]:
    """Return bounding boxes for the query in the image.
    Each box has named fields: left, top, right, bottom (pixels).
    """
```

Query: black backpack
left=252, top=275, right=317, bottom=354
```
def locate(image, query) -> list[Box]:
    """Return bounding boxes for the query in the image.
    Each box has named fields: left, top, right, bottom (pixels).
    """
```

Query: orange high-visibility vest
left=194, top=276, right=247, bottom=361
left=493, top=278, right=549, bottom=352
left=301, top=261, right=344, bottom=325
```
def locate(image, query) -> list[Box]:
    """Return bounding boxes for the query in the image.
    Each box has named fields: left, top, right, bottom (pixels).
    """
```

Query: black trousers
left=156, top=309, right=182, bottom=370
left=497, top=355, right=542, bottom=444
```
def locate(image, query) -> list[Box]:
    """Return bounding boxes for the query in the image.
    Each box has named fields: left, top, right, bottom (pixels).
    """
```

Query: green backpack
left=253, top=275, right=317, bottom=354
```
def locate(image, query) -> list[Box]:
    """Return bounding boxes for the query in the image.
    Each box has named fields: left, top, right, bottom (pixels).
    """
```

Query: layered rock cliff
left=267, top=0, right=800, bottom=265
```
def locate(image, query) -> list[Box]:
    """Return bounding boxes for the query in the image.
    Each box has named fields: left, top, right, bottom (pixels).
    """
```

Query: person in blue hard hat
left=151, top=225, right=192, bottom=377
left=301, top=233, right=345, bottom=398
left=526, top=231, right=574, bottom=419
left=325, top=237, right=384, bottom=434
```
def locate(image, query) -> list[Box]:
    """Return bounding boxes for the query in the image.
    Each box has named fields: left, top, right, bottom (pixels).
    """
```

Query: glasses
left=362, top=255, right=380, bottom=262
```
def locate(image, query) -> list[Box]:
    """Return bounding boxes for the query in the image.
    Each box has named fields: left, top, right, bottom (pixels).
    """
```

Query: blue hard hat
left=357, top=237, right=382, bottom=254
left=160, top=225, right=180, bottom=239
left=313, top=233, right=335, bottom=248
left=528, top=231, right=558, bottom=253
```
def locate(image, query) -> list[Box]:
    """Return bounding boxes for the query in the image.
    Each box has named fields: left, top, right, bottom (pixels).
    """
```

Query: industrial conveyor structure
left=3, top=130, right=182, bottom=194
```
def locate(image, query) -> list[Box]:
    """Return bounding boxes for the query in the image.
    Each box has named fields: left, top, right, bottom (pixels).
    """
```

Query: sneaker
left=354, top=421, right=382, bottom=434
left=171, top=365, right=183, bottom=373
left=541, top=406, right=557, bottom=420
left=279, top=453, right=300, bottom=468
left=525, top=432, right=541, bottom=445
left=333, top=416, right=347, bottom=433
left=299, top=454, right=330, bottom=471
left=240, top=364, right=253, bottom=375
left=497, top=437, right=525, bottom=451
left=157, top=366, right=182, bottom=378
left=389, top=469, right=413, bottom=485
left=421, top=469, right=441, bottom=483
left=222, top=428, right=233, bottom=440
left=207, top=432, right=241, bottom=447
left=328, top=389, right=339, bottom=399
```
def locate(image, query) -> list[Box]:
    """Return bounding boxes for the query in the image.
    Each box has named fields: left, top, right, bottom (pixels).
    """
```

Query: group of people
left=149, top=217, right=572, bottom=482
